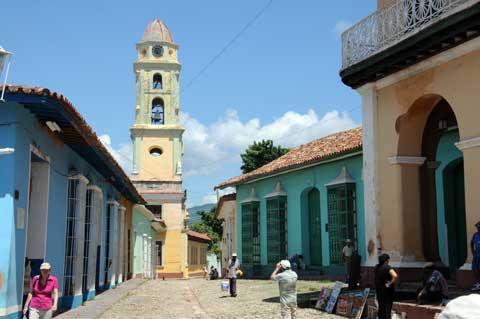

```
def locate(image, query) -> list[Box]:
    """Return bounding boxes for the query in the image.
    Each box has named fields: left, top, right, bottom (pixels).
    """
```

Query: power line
left=180, top=0, right=275, bottom=94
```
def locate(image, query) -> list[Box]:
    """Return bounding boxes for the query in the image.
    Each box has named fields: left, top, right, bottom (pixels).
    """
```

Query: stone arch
left=395, top=94, right=461, bottom=262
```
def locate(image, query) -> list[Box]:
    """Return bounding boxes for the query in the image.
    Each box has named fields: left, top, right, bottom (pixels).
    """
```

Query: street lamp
left=0, top=46, right=13, bottom=102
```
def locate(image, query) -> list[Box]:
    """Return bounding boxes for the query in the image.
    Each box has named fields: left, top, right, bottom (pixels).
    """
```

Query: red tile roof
left=2, top=85, right=145, bottom=204
left=215, top=127, right=362, bottom=190
left=187, top=230, right=211, bottom=242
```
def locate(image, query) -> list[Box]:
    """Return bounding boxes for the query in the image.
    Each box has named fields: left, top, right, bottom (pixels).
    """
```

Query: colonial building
left=132, top=204, right=165, bottom=279
left=129, top=19, right=189, bottom=279
left=340, top=0, right=480, bottom=286
left=215, top=128, right=364, bottom=277
left=187, top=231, right=211, bottom=277
left=216, top=193, right=237, bottom=276
left=0, top=85, right=145, bottom=317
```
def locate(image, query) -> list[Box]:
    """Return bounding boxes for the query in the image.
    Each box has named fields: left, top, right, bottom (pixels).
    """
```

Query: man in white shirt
left=271, top=260, right=298, bottom=319
left=227, top=253, right=240, bottom=297
left=342, top=239, right=353, bottom=281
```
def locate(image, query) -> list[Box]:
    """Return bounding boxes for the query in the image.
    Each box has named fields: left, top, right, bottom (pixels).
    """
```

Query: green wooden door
left=308, top=189, right=322, bottom=266
left=444, top=160, right=467, bottom=270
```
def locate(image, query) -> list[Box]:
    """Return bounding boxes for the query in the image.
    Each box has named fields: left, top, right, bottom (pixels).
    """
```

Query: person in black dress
left=374, top=254, right=398, bottom=319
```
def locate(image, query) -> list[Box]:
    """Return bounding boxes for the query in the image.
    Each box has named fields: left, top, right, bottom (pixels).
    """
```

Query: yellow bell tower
left=130, top=19, right=188, bottom=278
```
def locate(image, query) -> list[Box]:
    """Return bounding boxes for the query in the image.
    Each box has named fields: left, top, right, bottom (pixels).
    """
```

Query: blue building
left=215, top=128, right=364, bottom=277
left=0, top=85, right=145, bottom=318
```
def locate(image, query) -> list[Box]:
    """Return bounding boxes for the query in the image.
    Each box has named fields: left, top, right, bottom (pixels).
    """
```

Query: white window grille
left=82, top=189, right=94, bottom=295
left=63, top=178, right=79, bottom=296
left=104, top=203, right=115, bottom=286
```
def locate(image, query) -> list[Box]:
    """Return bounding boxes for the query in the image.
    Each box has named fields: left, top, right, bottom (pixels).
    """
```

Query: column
left=107, top=201, right=119, bottom=286
left=118, top=207, right=125, bottom=284
left=456, top=136, right=480, bottom=267
left=86, top=185, right=103, bottom=296
left=72, top=175, right=89, bottom=298
left=147, top=236, right=152, bottom=278
left=357, top=84, right=379, bottom=266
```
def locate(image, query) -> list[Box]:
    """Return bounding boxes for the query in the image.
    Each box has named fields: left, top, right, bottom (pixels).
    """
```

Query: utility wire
left=180, top=0, right=275, bottom=94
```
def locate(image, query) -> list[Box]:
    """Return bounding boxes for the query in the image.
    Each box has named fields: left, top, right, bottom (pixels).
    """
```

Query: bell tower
left=130, top=19, right=188, bottom=278
left=131, top=18, right=183, bottom=180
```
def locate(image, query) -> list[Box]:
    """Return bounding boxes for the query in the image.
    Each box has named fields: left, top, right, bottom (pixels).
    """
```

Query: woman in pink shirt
left=23, top=262, right=59, bottom=319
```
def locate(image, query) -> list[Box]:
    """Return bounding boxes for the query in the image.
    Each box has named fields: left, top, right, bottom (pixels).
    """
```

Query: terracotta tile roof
left=215, top=193, right=236, bottom=218
left=187, top=230, right=211, bottom=242
left=2, top=85, right=145, bottom=204
left=215, top=127, right=362, bottom=190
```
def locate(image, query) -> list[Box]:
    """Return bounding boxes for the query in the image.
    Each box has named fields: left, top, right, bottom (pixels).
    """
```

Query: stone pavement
left=96, top=278, right=342, bottom=319
left=55, top=279, right=145, bottom=319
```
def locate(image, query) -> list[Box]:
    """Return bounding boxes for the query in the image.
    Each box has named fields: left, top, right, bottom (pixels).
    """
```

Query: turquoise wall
left=132, top=209, right=155, bottom=276
left=0, top=101, right=123, bottom=315
left=435, top=129, right=462, bottom=265
left=236, top=153, right=364, bottom=271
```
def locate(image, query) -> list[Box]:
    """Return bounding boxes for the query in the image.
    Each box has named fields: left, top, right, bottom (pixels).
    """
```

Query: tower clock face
left=152, top=46, right=164, bottom=57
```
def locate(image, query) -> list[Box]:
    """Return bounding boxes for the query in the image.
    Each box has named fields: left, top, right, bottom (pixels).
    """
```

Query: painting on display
left=325, top=281, right=344, bottom=313
left=314, top=288, right=332, bottom=311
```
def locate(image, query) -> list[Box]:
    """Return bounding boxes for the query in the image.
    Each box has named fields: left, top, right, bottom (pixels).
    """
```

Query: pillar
left=456, top=136, right=480, bottom=267
left=357, top=84, right=380, bottom=266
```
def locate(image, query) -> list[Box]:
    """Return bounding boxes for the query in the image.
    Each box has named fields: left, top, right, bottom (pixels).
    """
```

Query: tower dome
left=141, top=19, right=174, bottom=43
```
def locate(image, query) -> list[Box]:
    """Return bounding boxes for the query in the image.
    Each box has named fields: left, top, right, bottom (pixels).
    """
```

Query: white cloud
left=101, top=108, right=358, bottom=206
left=334, top=20, right=353, bottom=37
left=200, top=187, right=237, bottom=205
left=98, top=134, right=133, bottom=174
left=181, top=108, right=357, bottom=177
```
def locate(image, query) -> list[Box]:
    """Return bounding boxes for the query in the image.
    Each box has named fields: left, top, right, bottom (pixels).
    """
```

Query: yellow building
left=340, top=0, right=480, bottom=287
left=130, top=19, right=188, bottom=279
left=187, top=231, right=211, bottom=277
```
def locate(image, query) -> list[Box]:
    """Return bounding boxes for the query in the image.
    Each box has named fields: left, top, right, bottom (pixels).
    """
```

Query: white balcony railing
left=341, top=0, right=477, bottom=70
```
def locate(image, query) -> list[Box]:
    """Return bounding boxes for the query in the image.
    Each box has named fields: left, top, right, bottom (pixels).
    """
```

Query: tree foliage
left=240, top=140, right=289, bottom=173
left=190, top=208, right=224, bottom=257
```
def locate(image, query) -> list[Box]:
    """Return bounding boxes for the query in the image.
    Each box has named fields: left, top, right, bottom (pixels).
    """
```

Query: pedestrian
left=470, top=221, right=480, bottom=291
left=227, top=253, right=240, bottom=297
left=23, top=262, right=59, bottom=319
left=374, top=254, right=398, bottom=319
left=271, top=260, right=298, bottom=319
left=203, top=266, right=209, bottom=279
left=342, top=239, right=354, bottom=281
left=417, top=263, right=448, bottom=305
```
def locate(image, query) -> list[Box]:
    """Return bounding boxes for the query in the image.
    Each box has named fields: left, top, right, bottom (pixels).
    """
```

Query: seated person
left=417, top=263, right=448, bottom=304
left=210, top=267, right=219, bottom=280
left=288, top=254, right=304, bottom=270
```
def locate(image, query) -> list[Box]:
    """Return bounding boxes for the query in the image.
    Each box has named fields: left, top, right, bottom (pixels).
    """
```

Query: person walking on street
left=23, top=262, right=58, bottom=319
left=342, top=239, right=354, bottom=281
left=227, top=253, right=240, bottom=297
left=470, top=221, right=480, bottom=291
left=374, top=254, right=398, bottom=319
left=271, top=260, right=298, bottom=319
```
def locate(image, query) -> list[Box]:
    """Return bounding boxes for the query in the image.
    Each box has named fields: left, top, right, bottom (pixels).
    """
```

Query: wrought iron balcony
left=341, top=0, right=478, bottom=70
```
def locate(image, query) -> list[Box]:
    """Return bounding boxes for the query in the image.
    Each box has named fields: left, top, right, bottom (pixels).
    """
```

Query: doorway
left=23, top=151, right=50, bottom=298
left=443, top=159, right=467, bottom=270
left=308, top=188, right=322, bottom=266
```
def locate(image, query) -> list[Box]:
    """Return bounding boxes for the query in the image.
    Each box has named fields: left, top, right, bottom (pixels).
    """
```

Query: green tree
left=190, top=208, right=224, bottom=256
left=240, top=140, right=289, bottom=173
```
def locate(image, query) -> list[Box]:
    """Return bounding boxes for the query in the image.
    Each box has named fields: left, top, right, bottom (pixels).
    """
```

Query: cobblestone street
left=98, top=278, right=342, bottom=319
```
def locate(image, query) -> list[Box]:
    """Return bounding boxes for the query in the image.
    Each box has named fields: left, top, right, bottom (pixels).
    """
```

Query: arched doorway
left=307, top=188, right=322, bottom=266
left=397, top=95, right=466, bottom=267
left=443, top=159, right=467, bottom=270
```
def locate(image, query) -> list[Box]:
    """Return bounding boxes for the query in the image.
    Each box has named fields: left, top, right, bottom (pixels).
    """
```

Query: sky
left=1, top=0, right=376, bottom=207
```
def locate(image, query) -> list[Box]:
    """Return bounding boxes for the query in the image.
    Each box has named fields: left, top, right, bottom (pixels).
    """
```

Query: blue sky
left=1, top=0, right=376, bottom=206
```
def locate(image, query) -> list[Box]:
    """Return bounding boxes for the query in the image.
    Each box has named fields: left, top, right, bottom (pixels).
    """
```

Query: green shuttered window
left=327, top=184, right=357, bottom=264
left=267, top=197, right=287, bottom=264
left=241, top=202, right=260, bottom=264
